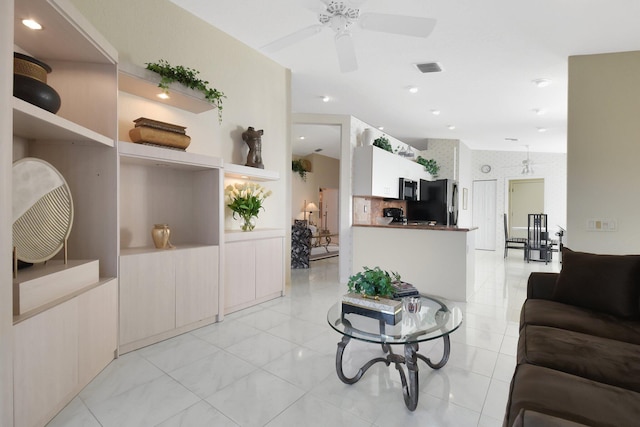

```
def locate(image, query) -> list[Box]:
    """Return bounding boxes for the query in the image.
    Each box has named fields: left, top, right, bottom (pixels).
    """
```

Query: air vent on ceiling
left=415, top=62, right=442, bottom=73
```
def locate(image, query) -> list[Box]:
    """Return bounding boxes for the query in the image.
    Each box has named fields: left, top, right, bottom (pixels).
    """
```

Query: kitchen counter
left=352, top=224, right=476, bottom=301
left=355, top=223, right=478, bottom=232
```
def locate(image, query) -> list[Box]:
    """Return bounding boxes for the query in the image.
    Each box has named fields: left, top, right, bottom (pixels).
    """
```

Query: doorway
left=319, top=188, right=339, bottom=236
left=472, top=180, right=497, bottom=250
left=508, top=178, right=544, bottom=239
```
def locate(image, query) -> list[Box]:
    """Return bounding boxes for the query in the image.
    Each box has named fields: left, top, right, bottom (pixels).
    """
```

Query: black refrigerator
left=406, top=179, right=458, bottom=226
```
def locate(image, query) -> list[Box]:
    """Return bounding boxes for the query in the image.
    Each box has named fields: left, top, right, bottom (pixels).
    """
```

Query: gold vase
left=151, top=224, right=170, bottom=248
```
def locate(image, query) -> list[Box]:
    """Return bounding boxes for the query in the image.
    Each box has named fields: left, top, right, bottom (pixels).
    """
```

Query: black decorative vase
left=13, top=52, right=61, bottom=114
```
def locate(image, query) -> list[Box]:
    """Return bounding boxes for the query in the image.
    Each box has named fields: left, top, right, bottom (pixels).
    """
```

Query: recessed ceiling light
left=322, top=95, right=330, bottom=103
left=447, top=125, right=456, bottom=130
left=22, top=19, right=42, bottom=30
left=431, top=109, right=440, bottom=116
left=532, top=78, right=551, bottom=88
left=532, top=108, right=546, bottom=115
left=378, top=126, right=384, bottom=131
left=537, top=127, right=547, bottom=133
left=408, top=86, right=419, bottom=94
left=299, top=136, right=305, bottom=140
left=157, top=93, right=170, bottom=100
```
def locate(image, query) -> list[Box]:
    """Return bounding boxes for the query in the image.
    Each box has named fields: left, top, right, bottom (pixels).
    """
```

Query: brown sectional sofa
left=503, top=249, right=640, bottom=427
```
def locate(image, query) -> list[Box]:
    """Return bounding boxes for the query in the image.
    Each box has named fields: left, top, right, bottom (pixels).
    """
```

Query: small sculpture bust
left=242, top=126, right=264, bottom=169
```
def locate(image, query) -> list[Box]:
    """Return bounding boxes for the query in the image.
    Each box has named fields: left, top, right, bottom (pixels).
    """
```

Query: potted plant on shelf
left=291, top=159, right=309, bottom=181
left=225, top=182, right=272, bottom=231
left=373, top=135, right=393, bottom=153
left=146, top=59, right=226, bottom=123
left=416, top=156, right=440, bottom=177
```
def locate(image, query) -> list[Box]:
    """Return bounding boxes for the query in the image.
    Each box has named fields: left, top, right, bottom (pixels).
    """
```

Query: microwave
left=398, top=178, right=418, bottom=201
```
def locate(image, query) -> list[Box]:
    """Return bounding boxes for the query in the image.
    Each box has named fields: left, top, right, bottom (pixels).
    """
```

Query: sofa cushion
left=518, top=325, right=640, bottom=392
left=520, top=299, right=640, bottom=344
left=512, top=409, right=590, bottom=427
left=552, top=248, right=640, bottom=319
left=504, top=364, right=640, bottom=427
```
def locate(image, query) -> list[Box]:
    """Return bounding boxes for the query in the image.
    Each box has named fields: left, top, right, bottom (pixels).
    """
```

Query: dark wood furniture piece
left=504, top=213, right=527, bottom=258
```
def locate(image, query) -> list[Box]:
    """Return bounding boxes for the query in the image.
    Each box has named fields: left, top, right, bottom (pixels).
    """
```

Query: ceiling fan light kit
left=261, top=0, right=437, bottom=72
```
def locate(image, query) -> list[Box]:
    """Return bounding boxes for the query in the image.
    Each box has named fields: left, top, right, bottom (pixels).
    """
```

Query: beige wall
left=567, top=51, right=640, bottom=253
left=72, top=0, right=291, bottom=232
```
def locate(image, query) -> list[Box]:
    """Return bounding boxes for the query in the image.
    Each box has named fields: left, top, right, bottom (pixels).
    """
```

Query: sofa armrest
left=527, top=273, right=559, bottom=300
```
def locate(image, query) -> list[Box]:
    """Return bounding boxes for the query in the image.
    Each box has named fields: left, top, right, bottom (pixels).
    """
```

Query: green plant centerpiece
left=291, top=159, right=309, bottom=181
left=146, top=59, right=226, bottom=123
left=347, top=266, right=400, bottom=298
left=372, top=135, right=393, bottom=153
left=416, top=156, right=440, bottom=177
left=225, top=182, right=272, bottom=231
left=343, top=267, right=403, bottom=324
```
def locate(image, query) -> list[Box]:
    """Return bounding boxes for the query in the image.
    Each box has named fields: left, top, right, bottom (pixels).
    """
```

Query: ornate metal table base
left=335, top=334, right=451, bottom=411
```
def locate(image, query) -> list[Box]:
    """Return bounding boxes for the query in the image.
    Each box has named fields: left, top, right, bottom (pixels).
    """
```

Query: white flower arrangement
left=225, top=182, right=272, bottom=231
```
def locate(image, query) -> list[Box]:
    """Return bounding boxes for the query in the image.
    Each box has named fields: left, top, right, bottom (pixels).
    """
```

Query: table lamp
left=306, top=202, right=319, bottom=225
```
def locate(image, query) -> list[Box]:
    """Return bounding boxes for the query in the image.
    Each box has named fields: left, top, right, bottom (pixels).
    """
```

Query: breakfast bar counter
left=352, top=224, right=477, bottom=301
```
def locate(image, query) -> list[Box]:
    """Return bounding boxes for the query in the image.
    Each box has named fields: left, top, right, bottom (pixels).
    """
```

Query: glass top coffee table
left=327, top=294, right=463, bottom=411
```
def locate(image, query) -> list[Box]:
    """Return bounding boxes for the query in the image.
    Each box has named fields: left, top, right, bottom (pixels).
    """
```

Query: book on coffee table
left=392, top=281, right=420, bottom=299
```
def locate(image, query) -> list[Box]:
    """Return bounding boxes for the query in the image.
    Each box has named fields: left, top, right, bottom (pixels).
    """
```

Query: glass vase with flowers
left=225, top=182, right=272, bottom=231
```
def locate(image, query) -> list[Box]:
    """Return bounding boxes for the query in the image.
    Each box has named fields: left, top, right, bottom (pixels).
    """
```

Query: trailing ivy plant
left=291, top=159, right=308, bottom=181
left=146, top=59, right=226, bottom=123
left=347, top=266, right=400, bottom=298
left=372, top=135, right=393, bottom=153
left=416, top=156, right=440, bottom=177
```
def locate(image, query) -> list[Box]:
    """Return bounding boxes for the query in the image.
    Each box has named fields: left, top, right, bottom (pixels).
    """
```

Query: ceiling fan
left=521, top=145, right=534, bottom=175
left=261, top=0, right=437, bottom=73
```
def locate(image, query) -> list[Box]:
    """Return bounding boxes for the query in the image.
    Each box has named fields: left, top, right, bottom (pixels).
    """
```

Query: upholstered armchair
left=291, top=220, right=312, bottom=268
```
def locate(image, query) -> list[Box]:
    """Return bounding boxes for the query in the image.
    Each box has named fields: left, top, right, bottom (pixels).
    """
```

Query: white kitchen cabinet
left=353, top=145, right=432, bottom=198
left=353, top=146, right=400, bottom=198
left=224, top=230, right=285, bottom=314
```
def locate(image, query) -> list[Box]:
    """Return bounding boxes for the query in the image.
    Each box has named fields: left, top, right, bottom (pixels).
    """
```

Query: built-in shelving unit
left=13, top=98, right=114, bottom=147
left=118, top=62, right=214, bottom=114
left=222, top=162, right=284, bottom=314
left=117, top=128, right=223, bottom=353
left=10, top=1, right=119, bottom=426
left=224, top=162, right=280, bottom=181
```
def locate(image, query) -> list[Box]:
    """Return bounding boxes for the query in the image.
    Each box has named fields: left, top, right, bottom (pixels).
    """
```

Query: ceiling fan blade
left=358, top=13, right=436, bottom=38
left=335, top=31, right=358, bottom=72
left=261, top=24, right=324, bottom=53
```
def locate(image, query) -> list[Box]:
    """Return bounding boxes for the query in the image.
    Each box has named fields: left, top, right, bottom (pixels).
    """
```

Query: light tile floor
left=47, top=249, right=560, bottom=427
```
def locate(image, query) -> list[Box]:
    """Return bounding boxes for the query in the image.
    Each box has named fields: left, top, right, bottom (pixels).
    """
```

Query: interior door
left=509, top=179, right=544, bottom=239
left=472, top=180, right=497, bottom=250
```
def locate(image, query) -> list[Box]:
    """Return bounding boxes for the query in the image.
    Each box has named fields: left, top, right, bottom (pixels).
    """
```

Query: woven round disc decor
left=12, top=157, right=74, bottom=263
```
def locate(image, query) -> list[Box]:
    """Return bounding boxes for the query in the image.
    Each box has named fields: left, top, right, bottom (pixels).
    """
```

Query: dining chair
left=503, top=213, right=528, bottom=258
left=527, top=213, right=552, bottom=264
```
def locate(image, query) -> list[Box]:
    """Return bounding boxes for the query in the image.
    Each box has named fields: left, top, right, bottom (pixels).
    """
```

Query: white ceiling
left=170, top=0, right=640, bottom=156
